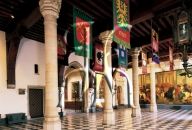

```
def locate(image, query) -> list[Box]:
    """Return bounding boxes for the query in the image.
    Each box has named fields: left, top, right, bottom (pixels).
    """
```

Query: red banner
left=142, top=51, right=147, bottom=74
left=57, top=34, right=66, bottom=60
left=93, top=44, right=103, bottom=72
left=169, top=41, right=174, bottom=71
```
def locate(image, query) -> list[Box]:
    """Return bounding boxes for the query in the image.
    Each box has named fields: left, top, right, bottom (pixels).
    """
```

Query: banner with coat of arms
left=73, top=7, right=92, bottom=59
left=169, top=41, right=174, bottom=71
left=113, top=0, right=131, bottom=49
left=57, top=34, right=66, bottom=61
left=93, top=44, right=104, bottom=72
left=142, top=51, right=147, bottom=74
left=118, top=44, right=127, bottom=76
left=151, top=22, right=159, bottom=64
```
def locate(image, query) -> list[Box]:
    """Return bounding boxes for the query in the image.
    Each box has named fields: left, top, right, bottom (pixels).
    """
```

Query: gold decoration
left=116, top=0, right=128, bottom=28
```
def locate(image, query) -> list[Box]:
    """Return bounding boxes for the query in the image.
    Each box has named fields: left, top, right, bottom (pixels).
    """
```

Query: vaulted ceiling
left=1, top=0, right=192, bottom=68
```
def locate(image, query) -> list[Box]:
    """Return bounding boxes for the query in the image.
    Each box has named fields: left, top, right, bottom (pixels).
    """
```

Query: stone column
left=99, top=30, right=114, bottom=125
left=148, top=58, right=158, bottom=112
left=39, top=0, right=61, bottom=129
left=131, top=47, right=142, bottom=117
left=83, top=57, right=90, bottom=113
left=0, top=31, right=6, bottom=88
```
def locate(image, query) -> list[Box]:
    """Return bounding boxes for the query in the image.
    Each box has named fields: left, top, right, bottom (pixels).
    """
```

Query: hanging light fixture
left=172, top=0, right=192, bottom=77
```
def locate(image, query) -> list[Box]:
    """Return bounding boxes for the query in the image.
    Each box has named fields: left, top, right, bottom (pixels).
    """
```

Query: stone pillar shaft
left=131, top=47, right=141, bottom=117
left=44, top=14, right=59, bottom=118
left=0, top=31, right=6, bottom=88
left=84, top=57, right=90, bottom=112
left=39, top=0, right=61, bottom=129
left=149, top=58, right=157, bottom=112
left=99, top=30, right=114, bottom=125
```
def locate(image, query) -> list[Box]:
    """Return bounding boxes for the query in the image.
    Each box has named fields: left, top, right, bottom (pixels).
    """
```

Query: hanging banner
left=113, top=0, right=131, bottom=49
left=57, top=34, right=66, bottom=61
left=169, top=41, right=174, bottom=71
left=73, top=7, right=92, bottom=59
left=118, top=44, right=127, bottom=68
left=151, top=22, right=159, bottom=64
left=93, top=44, right=104, bottom=72
left=118, top=44, right=127, bottom=76
left=142, top=51, right=147, bottom=74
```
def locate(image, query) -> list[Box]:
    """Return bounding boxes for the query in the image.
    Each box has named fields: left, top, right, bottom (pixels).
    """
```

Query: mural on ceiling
left=139, top=69, right=192, bottom=105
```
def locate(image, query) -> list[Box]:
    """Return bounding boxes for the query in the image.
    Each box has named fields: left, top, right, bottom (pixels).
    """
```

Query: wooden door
left=29, top=89, right=44, bottom=118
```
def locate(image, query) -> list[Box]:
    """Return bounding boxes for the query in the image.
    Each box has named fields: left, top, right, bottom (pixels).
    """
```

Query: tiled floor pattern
left=1, top=108, right=192, bottom=130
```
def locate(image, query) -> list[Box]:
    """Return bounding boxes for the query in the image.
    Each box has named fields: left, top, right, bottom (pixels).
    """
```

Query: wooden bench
left=6, top=113, right=27, bottom=125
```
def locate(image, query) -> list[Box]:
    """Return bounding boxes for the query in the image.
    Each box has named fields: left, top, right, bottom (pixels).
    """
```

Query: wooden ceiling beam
left=130, top=0, right=181, bottom=25
left=98, top=0, right=112, bottom=11
left=130, top=30, right=140, bottom=37
left=87, top=1, right=111, bottom=17
left=132, top=26, right=145, bottom=37
left=6, top=6, right=42, bottom=42
left=64, top=0, right=104, bottom=22
left=136, top=23, right=150, bottom=35
left=139, top=37, right=173, bottom=49
left=164, top=16, right=172, bottom=26
left=152, top=20, right=162, bottom=31
left=158, top=18, right=167, bottom=29
left=142, top=21, right=151, bottom=30
left=131, top=0, right=140, bottom=7
left=77, top=1, right=108, bottom=20
left=160, top=43, right=168, bottom=49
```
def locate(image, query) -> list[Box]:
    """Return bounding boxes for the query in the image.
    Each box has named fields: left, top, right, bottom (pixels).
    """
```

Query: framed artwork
left=72, top=81, right=79, bottom=98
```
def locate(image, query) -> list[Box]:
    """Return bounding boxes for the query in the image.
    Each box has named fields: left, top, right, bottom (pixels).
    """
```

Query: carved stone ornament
left=39, top=0, right=62, bottom=17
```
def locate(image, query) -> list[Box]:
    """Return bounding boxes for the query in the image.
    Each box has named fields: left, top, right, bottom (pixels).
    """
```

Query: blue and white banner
left=118, top=44, right=127, bottom=68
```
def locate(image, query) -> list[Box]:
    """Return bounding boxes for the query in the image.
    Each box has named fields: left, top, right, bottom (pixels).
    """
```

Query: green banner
left=73, top=7, right=92, bottom=59
left=113, top=0, right=131, bottom=49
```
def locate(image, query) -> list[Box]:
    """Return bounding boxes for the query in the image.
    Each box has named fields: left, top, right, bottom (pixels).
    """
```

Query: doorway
left=117, top=86, right=122, bottom=105
left=29, top=89, right=44, bottom=118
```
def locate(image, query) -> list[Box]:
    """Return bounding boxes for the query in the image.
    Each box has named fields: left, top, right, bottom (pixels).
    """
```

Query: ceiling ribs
left=87, top=1, right=111, bottom=17
left=158, top=18, right=167, bottom=29
left=130, top=0, right=181, bottom=25
left=131, top=0, right=140, bottom=7
left=132, top=26, right=145, bottom=37
left=136, top=23, right=150, bottom=35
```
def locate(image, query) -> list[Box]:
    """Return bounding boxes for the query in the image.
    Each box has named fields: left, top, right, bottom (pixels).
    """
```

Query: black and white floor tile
left=1, top=108, right=192, bottom=130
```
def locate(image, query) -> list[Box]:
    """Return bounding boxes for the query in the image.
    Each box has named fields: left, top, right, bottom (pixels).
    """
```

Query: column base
left=150, top=104, right=158, bottom=112
left=43, top=116, right=61, bottom=130
left=113, top=105, right=118, bottom=109
left=131, top=106, right=141, bottom=117
left=103, top=109, right=115, bottom=125
left=84, top=107, right=90, bottom=113
left=90, top=107, right=96, bottom=113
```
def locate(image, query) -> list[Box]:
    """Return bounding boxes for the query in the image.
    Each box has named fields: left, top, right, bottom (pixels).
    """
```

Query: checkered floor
left=1, top=108, right=192, bottom=130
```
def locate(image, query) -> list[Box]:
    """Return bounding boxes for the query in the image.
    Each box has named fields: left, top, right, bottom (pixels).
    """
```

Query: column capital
left=148, top=58, right=155, bottom=64
left=99, top=30, right=113, bottom=46
left=39, top=0, right=61, bottom=18
left=130, top=47, right=142, bottom=56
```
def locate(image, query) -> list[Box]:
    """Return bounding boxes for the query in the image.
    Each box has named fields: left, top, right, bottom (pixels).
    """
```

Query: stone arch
left=112, top=68, right=133, bottom=107
left=64, top=61, right=84, bottom=79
